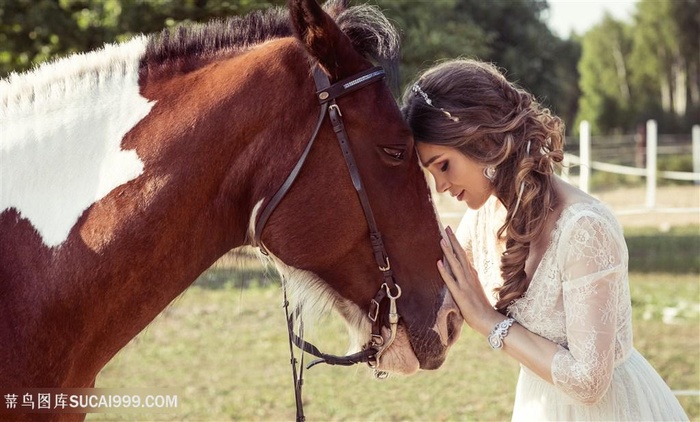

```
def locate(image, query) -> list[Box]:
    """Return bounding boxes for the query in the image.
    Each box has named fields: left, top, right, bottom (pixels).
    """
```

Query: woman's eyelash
left=440, top=161, right=449, bottom=172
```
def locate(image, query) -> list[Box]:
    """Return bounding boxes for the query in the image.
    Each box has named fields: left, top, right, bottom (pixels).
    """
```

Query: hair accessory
left=488, top=317, right=515, bottom=350
left=509, top=140, right=531, bottom=221
left=412, top=84, right=433, bottom=106
left=483, top=166, right=496, bottom=182
left=412, top=83, right=460, bottom=122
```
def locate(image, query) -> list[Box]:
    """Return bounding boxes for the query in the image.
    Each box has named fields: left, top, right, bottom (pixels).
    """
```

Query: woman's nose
left=435, top=176, right=450, bottom=193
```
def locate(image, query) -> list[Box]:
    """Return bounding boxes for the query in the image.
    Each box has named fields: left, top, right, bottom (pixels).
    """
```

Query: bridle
left=253, top=64, right=402, bottom=421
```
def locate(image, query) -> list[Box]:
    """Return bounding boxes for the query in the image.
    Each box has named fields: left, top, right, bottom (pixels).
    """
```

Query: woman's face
left=416, top=142, right=493, bottom=210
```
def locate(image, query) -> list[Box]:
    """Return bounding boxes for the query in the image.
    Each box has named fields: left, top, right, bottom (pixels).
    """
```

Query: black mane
left=143, top=7, right=291, bottom=70
left=141, top=0, right=399, bottom=85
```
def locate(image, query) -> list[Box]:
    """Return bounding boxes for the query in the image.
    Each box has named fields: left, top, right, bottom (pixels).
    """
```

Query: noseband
left=253, top=65, right=402, bottom=421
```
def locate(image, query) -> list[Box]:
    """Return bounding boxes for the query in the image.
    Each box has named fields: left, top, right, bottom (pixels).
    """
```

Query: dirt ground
left=434, top=184, right=700, bottom=230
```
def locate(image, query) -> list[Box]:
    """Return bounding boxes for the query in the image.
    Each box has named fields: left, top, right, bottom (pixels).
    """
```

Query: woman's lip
left=457, top=190, right=464, bottom=201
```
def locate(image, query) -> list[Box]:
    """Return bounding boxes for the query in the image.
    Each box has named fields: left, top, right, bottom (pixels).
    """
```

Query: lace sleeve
left=551, top=211, right=626, bottom=404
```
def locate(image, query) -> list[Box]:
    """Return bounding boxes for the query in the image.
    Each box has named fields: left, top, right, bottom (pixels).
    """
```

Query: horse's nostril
left=446, top=311, right=462, bottom=346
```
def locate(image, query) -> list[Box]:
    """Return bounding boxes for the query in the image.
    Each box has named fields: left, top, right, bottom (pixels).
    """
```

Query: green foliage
left=576, top=15, right=634, bottom=134
left=589, top=170, right=642, bottom=191
left=589, top=154, right=698, bottom=189
left=0, top=0, right=285, bottom=76
left=370, top=0, right=580, bottom=128
left=577, top=0, right=700, bottom=134
left=2, top=0, right=694, bottom=136
left=658, top=154, right=695, bottom=186
left=0, top=0, right=581, bottom=135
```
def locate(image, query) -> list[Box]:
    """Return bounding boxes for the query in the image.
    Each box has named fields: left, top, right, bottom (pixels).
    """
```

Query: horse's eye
left=381, top=147, right=405, bottom=161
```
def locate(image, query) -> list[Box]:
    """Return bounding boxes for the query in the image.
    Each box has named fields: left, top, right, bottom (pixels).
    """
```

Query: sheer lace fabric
left=456, top=197, right=688, bottom=421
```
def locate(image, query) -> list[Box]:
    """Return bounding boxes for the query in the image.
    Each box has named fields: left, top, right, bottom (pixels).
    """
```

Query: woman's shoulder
left=554, top=198, right=625, bottom=252
left=554, top=178, right=620, bottom=230
left=558, top=201, right=617, bottom=230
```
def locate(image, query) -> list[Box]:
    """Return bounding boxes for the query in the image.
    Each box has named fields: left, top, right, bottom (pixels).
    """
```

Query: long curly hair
left=401, top=59, right=565, bottom=314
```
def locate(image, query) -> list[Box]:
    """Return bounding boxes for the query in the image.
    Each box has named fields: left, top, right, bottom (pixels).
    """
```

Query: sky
left=545, top=0, right=638, bottom=37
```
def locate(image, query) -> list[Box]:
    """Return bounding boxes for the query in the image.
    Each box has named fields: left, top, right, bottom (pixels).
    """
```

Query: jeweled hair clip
left=412, top=84, right=433, bottom=106
left=412, top=83, right=459, bottom=122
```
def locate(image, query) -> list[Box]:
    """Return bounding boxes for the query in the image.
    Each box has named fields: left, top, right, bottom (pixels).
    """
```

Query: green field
left=90, top=269, right=699, bottom=421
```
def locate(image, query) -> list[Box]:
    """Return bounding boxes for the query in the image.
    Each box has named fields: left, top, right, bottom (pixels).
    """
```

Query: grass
left=89, top=271, right=699, bottom=421
left=625, top=225, right=700, bottom=273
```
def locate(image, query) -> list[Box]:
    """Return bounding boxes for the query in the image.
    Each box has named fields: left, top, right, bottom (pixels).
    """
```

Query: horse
left=0, top=0, right=462, bottom=418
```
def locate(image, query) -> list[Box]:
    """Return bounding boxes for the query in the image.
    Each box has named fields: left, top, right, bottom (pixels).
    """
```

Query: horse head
left=251, top=0, right=463, bottom=373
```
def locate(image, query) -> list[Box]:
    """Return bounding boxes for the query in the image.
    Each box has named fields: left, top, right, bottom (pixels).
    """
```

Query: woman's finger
left=440, top=239, right=470, bottom=289
left=445, top=226, right=470, bottom=276
left=437, top=260, right=456, bottom=286
left=439, top=238, right=461, bottom=270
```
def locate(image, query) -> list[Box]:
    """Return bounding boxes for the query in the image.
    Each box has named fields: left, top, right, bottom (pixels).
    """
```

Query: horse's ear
left=288, top=0, right=366, bottom=80
left=321, top=0, right=348, bottom=19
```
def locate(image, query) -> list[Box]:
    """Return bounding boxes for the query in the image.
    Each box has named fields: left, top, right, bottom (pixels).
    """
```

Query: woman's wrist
left=487, top=317, right=516, bottom=350
left=470, top=309, right=505, bottom=337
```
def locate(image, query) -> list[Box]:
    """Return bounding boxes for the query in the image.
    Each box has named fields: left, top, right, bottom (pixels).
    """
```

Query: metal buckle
left=368, top=298, right=380, bottom=322
left=378, top=257, right=390, bottom=272
left=329, top=104, right=342, bottom=117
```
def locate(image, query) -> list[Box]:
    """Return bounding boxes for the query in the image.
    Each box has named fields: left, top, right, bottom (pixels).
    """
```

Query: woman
left=402, top=59, right=688, bottom=421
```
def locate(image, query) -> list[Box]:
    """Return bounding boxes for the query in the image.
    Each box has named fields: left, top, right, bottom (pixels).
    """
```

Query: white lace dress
left=456, top=196, right=688, bottom=421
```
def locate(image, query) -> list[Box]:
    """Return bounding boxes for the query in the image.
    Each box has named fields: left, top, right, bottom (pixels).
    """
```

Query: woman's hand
left=439, top=227, right=560, bottom=383
left=438, top=226, right=501, bottom=336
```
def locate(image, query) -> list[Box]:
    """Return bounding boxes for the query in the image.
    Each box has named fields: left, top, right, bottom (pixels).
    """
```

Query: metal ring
left=383, top=282, right=402, bottom=300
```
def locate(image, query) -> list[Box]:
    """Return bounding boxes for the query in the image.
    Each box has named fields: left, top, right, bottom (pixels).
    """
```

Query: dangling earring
left=483, top=166, right=496, bottom=182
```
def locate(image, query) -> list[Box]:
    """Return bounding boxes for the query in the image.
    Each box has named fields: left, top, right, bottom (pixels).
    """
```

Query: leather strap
left=253, top=100, right=328, bottom=254
left=269, top=64, right=395, bottom=422
left=253, top=66, right=385, bottom=253
left=256, top=64, right=396, bottom=367
left=316, top=67, right=385, bottom=103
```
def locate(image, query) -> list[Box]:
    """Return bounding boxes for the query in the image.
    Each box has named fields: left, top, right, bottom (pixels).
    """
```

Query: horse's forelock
left=334, top=3, right=400, bottom=88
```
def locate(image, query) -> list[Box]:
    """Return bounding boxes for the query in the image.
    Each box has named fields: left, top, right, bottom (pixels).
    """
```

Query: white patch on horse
left=263, top=252, right=370, bottom=355
left=248, top=200, right=370, bottom=354
left=249, top=199, right=265, bottom=244
left=0, top=36, right=154, bottom=247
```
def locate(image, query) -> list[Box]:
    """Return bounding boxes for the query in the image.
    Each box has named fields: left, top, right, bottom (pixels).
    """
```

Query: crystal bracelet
left=487, top=317, right=515, bottom=350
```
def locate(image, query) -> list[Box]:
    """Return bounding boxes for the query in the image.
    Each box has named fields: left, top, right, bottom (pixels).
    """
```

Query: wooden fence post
left=579, top=120, right=590, bottom=193
left=645, top=119, right=657, bottom=208
left=693, top=124, right=700, bottom=185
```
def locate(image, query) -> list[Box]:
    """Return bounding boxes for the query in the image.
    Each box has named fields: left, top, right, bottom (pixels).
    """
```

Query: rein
left=253, top=65, right=402, bottom=421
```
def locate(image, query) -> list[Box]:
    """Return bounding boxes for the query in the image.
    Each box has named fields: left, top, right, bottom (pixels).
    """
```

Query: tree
left=576, top=15, right=634, bottom=134
left=370, top=0, right=581, bottom=132
left=1, top=0, right=581, bottom=131
left=370, top=0, right=492, bottom=88
left=629, top=0, right=700, bottom=131
left=0, top=0, right=284, bottom=77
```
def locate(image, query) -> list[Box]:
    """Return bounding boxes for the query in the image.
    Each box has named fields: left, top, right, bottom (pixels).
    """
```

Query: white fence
left=562, top=120, right=700, bottom=213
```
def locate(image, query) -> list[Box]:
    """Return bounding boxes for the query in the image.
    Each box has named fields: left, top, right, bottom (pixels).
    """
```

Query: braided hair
left=401, top=59, right=564, bottom=314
